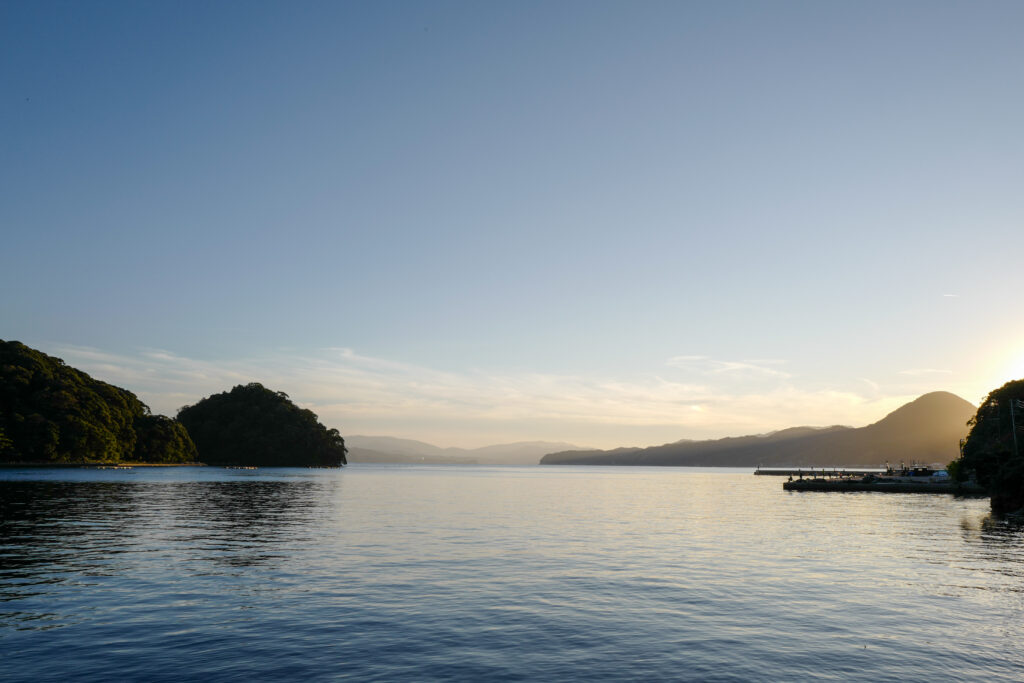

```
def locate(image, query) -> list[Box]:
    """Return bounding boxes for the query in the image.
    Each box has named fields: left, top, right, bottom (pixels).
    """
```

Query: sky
left=3, top=1, right=1024, bottom=449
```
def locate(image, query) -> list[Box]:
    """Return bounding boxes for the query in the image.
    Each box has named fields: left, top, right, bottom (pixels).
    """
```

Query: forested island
left=0, top=340, right=346, bottom=467
left=178, top=383, right=347, bottom=467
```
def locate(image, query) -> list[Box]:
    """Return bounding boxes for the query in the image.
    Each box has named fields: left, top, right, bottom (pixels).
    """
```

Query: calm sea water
left=1, top=465, right=1022, bottom=681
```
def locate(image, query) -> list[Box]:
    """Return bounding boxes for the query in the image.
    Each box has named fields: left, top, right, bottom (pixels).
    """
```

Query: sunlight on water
left=2, top=465, right=1023, bottom=681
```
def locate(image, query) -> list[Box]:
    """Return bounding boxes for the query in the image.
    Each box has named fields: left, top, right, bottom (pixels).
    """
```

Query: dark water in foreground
left=1, top=465, right=1022, bottom=681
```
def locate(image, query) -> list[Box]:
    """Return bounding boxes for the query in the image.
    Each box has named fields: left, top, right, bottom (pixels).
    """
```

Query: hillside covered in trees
left=949, top=379, right=1024, bottom=515
left=177, top=383, right=347, bottom=467
left=541, top=392, right=975, bottom=468
left=0, top=340, right=196, bottom=464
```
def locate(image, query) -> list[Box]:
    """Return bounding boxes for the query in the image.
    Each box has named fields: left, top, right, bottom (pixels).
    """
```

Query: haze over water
left=2, top=466, right=1022, bottom=681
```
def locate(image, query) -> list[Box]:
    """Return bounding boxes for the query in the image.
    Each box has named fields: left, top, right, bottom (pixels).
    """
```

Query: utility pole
left=1010, top=398, right=1020, bottom=461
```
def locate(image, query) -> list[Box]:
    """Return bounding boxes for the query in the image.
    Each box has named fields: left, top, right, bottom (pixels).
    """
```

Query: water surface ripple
left=1, top=465, right=1022, bottom=681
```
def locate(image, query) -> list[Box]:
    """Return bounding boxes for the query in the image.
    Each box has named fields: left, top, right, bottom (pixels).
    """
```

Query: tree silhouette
left=952, top=379, right=1024, bottom=514
left=177, top=383, right=347, bottom=467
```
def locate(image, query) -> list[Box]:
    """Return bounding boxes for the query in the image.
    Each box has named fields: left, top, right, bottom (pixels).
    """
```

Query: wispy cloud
left=860, top=378, right=881, bottom=392
left=666, top=355, right=791, bottom=379
left=898, top=368, right=953, bottom=376
left=47, top=344, right=909, bottom=449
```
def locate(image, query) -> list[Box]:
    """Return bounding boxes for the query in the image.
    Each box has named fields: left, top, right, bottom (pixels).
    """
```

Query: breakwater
left=783, top=478, right=986, bottom=495
left=754, top=467, right=885, bottom=477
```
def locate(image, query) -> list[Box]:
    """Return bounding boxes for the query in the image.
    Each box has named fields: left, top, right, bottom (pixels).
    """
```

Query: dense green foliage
left=177, top=383, right=347, bottom=467
left=0, top=340, right=197, bottom=463
left=951, top=379, right=1024, bottom=514
left=133, top=414, right=199, bottom=463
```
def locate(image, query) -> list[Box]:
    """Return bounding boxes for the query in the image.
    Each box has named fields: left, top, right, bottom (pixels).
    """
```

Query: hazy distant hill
left=540, top=392, right=975, bottom=468
left=346, top=435, right=582, bottom=465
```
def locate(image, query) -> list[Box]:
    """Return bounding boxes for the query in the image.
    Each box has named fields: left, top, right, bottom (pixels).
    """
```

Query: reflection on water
left=1, top=466, right=1023, bottom=682
left=0, top=475, right=342, bottom=632
left=0, top=481, right=176, bottom=588
left=1, top=479, right=337, bottom=575
left=169, top=481, right=328, bottom=567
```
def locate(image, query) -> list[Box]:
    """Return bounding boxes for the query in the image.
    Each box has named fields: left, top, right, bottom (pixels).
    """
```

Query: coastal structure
left=755, top=467, right=884, bottom=477
left=782, top=464, right=985, bottom=495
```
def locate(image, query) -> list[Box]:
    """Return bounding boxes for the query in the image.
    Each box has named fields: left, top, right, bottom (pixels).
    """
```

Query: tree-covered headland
left=950, top=379, right=1024, bottom=515
left=177, top=383, right=347, bottom=467
left=0, top=340, right=197, bottom=464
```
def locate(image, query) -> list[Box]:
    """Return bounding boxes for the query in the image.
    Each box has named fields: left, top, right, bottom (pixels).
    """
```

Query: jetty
left=778, top=464, right=986, bottom=496
left=754, top=467, right=884, bottom=477
left=783, top=477, right=985, bottom=495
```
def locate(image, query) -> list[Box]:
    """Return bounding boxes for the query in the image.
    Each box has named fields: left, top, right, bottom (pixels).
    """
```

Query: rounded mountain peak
left=868, top=391, right=975, bottom=437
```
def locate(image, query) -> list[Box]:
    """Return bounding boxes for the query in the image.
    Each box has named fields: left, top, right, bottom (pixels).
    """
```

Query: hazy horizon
left=4, top=2, right=1023, bottom=449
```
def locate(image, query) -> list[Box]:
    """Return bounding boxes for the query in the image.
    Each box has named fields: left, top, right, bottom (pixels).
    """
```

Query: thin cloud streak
left=49, top=344, right=918, bottom=449
left=860, top=378, right=881, bottom=392
left=667, top=355, right=791, bottom=379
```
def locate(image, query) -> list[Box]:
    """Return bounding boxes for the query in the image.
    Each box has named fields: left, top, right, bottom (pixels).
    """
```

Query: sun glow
left=1001, top=353, right=1024, bottom=386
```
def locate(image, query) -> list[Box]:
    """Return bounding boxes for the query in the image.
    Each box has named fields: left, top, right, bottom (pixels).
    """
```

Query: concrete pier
left=754, top=467, right=884, bottom=477
left=782, top=478, right=986, bottom=495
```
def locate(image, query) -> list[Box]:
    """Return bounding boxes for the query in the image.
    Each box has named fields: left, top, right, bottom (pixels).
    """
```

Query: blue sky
left=3, top=1, right=1024, bottom=447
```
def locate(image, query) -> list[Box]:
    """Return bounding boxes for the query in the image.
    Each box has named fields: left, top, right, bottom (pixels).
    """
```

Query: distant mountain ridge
left=346, top=435, right=583, bottom=465
left=540, top=392, right=975, bottom=468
